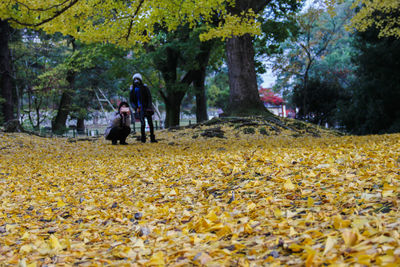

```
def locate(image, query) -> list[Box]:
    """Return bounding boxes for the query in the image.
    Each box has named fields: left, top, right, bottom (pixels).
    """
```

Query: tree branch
left=125, top=0, right=145, bottom=41
left=8, top=0, right=79, bottom=27
left=15, top=0, right=72, bottom=12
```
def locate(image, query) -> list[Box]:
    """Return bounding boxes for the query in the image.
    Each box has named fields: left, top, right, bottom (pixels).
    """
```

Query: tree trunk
left=52, top=38, right=76, bottom=134
left=194, top=71, right=208, bottom=123
left=77, top=118, right=85, bottom=134
left=194, top=41, right=213, bottom=123
left=158, top=47, right=193, bottom=128
left=164, top=93, right=183, bottom=128
left=52, top=70, right=75, bottom=134
left=225, top=34, right=267, bottom=116
left=224, top=0, right=271, bottom=116
left=0, top=20, right=15, bottom=123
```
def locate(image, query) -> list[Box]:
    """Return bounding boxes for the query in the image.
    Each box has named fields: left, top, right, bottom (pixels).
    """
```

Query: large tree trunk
left=224, top=0, right=271, bottom=116
left=225, top=34, right=267, bottom=116
left=52, top=70, right=75, bottom=134
left=0, top=20, right=15, bottom=123
left=164, top=93, right=184, bottom=127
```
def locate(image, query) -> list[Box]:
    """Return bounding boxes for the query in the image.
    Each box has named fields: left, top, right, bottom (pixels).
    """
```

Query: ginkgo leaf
left=0, top=129, right=399, bottom=266
left=323, top=236, right=337, bottom=255
left=48, top=235, right=62, bottom=251
left=147, top=251, right=165, bottom=266
left=283, top=179, right=296, bottom=191
left=342, top=229, right=358, bottom=247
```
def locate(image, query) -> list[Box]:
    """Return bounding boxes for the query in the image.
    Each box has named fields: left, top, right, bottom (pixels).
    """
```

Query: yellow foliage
left=349, top=0, right=400, bottom=38
left=0, top=0, right=262, bottom=45
left=0, top=130, right=399, bottom=265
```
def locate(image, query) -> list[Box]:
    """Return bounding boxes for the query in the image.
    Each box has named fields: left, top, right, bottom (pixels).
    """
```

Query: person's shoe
left=141, top=136, right=146, bottom=143
left=150, top=135, right=157, bottom=143
left=112, top=140, right=118, bottom=145
left=120, top=141, right=128, bottom=145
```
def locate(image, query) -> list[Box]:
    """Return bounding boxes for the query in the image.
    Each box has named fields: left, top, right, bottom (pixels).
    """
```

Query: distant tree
left=0, top=20, right=14, bottom=123
left=142, top=25, right=217, bottom=127
left=338, top=19, right=400, bottom=134
left=206, top=67, right=230, bottom=111
left=293, top=78, right=347, bottom=126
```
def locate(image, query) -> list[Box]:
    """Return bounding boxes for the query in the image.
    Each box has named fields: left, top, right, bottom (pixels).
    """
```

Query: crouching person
left=104, top=102, right=131, bottom=145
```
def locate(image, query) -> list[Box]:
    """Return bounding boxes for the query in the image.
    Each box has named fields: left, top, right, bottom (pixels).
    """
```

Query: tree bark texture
left=164, top=93, right=184, bottom=128
left=52, top=38, right=76, bottom=134
left=224, top=0, right=271, bottom=116
left=194, top=75, right=208, bottom=123
left=194, top=41, right=214, bottom=123
left=52, top=70, right=75, bottom=134
left=0, top=20, right=15, bottom=122
left=225, top=34, right=266, bottom=115
left=158, top=47, right=194, bottom=128
left=77, top=118, right=85, bottom=134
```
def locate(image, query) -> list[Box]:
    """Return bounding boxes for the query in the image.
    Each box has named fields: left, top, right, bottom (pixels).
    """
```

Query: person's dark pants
left=106, top=126, right=131, bottom=144
left=139, top=110, right=155, bottom=142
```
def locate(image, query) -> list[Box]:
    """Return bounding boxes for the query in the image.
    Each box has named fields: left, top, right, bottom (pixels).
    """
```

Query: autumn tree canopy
left=349, top=0, right=400, bottom=38
left=1, top=0, right=398, bottom=44
left=0, top=0, right=261, bottom=46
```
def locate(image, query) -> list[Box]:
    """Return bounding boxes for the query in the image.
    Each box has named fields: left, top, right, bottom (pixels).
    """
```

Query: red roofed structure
left=259, top=87, right=295, bottom=118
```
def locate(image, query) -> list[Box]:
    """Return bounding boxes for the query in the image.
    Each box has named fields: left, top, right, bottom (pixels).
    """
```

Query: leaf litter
left=0, top=120, right=399, bottom=266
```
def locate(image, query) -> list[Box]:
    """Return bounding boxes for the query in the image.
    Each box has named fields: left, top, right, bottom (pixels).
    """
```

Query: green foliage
left=254, top=0, right=302, bottom=75
left=337, top=23, right=400, bottom=134
left=272, top=1, right=355, bottom=95
left=206, top=68, right=230, bottom=110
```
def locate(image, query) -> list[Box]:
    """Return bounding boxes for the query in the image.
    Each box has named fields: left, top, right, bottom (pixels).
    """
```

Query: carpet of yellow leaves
left=0, top=129, right=399, bottom=266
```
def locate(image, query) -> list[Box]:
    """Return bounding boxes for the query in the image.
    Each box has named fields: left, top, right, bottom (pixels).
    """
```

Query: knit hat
left=132, top=73, right=143, bottom=81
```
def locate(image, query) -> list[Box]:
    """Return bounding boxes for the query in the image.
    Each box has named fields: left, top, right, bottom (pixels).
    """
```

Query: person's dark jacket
left=129, top=83, right=153, bottom=110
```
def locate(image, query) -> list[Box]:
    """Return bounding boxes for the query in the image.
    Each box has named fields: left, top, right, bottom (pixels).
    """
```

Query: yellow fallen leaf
left=289, top=243, right=303, bottom=252
left=376, top=255, right=396, bottom=265
left=247, top=202, right=257, bottom=211
left=205, top=210, right=219, bottom=222
left=307, top=197, right=314, bottom=208
left=274, top=208, right=283, bottom=218
left=342, top=229, right=358, bottom=247
left=147, top=251, right=165, bottom=266
left=357, top=254, right=373, bottom=265
left=323, top=236, right=337, bottom=255
left=49, top=234, right=62, bottom=251
left=289, top=226, right=297, bottom=236
left=284, top=179, right=296, bottom=191
left=57, top=198, right=66, bottom=208
left=21, top=232, right=31, bottom=240
left=19, top=244, right=33, bottom=254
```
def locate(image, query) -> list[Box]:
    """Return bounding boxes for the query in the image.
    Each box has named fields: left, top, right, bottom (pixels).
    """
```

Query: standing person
left=129, top=73, right=157, bottom=143
left=104, top=101, right=131, bottom=145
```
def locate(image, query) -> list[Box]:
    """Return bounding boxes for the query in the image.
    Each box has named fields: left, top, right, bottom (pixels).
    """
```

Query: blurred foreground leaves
left=0, top=124, right=399, bottom=266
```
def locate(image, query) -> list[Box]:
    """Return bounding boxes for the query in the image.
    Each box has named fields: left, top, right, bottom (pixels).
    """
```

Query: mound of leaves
left=0, top=127, right=399, bottom=266
left=165, top=116, right=343, bottom=140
